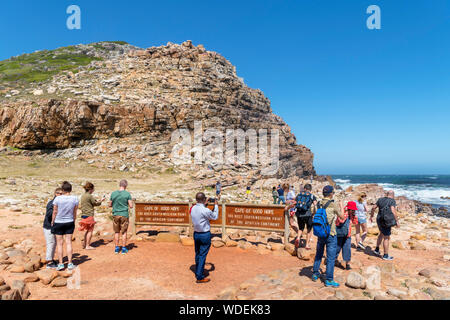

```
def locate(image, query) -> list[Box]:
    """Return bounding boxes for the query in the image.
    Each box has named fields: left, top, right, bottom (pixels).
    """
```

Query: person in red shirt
left=335, top=201, right=359, bottom=270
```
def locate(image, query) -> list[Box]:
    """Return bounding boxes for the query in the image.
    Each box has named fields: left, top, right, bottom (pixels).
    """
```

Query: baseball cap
left=323, top=185, right=334, bottom=194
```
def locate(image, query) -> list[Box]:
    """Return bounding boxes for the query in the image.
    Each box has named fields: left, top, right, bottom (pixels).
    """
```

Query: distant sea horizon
left=330, top=174, right=450, bottom=209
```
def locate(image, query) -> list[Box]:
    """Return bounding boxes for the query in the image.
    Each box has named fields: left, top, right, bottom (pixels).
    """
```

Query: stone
left=0, top=276, right=4, bottom=285
left=345, top=272, right=366, bottom=289
left=155, top=232, right=180, bottom=243
left=367, top=228, right=379, bottom=236
left=217, top=286, right=238, bottom=300
left=387, top=288, right=407, bottom=298
left=296, top=248, right=312, bottom=261
left=6, top=249, right=26, bottom=258
left=23, top=274, right=40, bottom=283
left=409, top=241, right=426, bottom=250
left=212, top=241, right=225, bottom=248
left=51, top=277, right=67, bottom=287
left=269, top=243, right=284, bottom=251
left=33, top=89, right=44, bottom=96
left=284, top=243, right=296, bottom=256
left=10, top=265, right=25, bottom=273
left=418, top=268, right=432, bottom=278
left=11, top=280, right=30, bottom=299
left=410, top=234, right=427, bottom=241
left=180, top=237, right=194, bottom=246
left=35, top=269, right=59, bottom=285
left=363, top=265, right=381, bottom=290
left=1, top=289, right=22, bottom=300
left=1, top=240, right=14, bottom=248
left=0, top=284, right=11, bottom=295
left=225, top=240, right=238, bottom=247
left=24, top=262, right=35, bottom=273
left=391, top=240, right=406, bottom=250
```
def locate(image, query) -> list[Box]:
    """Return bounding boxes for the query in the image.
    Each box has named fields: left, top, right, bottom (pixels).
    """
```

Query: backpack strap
left=323, top=200, right=333, bottom=210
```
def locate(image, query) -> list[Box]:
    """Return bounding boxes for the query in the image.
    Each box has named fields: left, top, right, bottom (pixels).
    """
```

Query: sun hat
left=346, top=201, right=358, bottom=211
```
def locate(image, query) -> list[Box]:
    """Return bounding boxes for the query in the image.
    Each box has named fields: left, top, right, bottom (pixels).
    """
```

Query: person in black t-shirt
left=370, top=190, right=399, bottom=261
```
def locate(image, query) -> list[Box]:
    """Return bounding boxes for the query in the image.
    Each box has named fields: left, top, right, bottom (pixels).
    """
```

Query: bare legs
left=376, top=233, right=390, bottom=255
left=56, top=234, right=73, bottom=265
left=114, top=232, right=128, bottom=247
left=355, top=223, right=367, bottom=245
left=84, top=230, right=94, bottom=249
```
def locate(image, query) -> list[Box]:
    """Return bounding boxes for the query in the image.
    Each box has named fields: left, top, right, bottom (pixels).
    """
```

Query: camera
left=207, top=198, right=216, bottom=203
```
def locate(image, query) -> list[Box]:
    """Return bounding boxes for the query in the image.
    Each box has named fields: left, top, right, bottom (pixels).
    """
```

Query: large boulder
left=35, top=269, right=59, bottom=285
left=345, top=272, right=366, bottom=289
left=363, top=265, right=381, bottom=290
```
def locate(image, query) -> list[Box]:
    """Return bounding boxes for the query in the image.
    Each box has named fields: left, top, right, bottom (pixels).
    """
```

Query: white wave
left=428, top=176, right=438, bottom=180
left=334, top=180, right=450, bottom=207
left=334, top=179, right=351, bottom=184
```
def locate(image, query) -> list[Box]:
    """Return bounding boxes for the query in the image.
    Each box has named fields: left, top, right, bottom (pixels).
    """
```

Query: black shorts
left=51, top=222, right=75, bottom=235
left=296, top=214, right=312, bottom=232
left=377, top=219, right=392, bottom=236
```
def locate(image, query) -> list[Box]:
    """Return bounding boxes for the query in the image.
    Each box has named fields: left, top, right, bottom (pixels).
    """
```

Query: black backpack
left=379, top=199, right=396, bottom=228
left=295, top=192, right=313, bottom=215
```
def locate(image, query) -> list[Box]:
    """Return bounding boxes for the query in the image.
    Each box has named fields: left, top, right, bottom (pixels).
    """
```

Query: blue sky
left=1, top=0, right=449, bottom=174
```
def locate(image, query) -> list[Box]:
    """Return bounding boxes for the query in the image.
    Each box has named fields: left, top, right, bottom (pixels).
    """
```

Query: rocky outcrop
left=0, top=41, right=315, bottom=178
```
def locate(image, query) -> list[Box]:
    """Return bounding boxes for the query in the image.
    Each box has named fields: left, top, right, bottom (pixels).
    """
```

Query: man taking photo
left=190, top=193, right=219, bottom=283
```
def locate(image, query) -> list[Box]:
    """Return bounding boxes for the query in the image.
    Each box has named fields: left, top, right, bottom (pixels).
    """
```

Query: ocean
left=332, top=175, right=450, bottom=209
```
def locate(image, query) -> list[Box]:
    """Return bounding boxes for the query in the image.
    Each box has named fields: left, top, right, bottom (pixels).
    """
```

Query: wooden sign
left=135, top=202, right=190, bottom=225
left=205, top=203, right=223, bottom=226
left=225, top=204, right=285, bottom=231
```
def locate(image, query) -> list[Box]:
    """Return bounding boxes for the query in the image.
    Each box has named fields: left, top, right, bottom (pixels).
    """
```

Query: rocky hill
left=0, top=41, right=314, bottom=180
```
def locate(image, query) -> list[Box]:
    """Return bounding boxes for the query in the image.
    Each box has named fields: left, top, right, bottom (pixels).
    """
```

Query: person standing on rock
left=277, top=184, right=285, bottom=204
left=370, top=190, right=399, bottom=261
left=354, top=193, right=369, bottom=250
left=215, top=181, right=222, bottom=200
left=311, top=185, right=344, bottom=288
left=191, top=192, right=219, bottom=283
left=79, top=182, right=105, bottom=250
left=109, top=179, right=133, bottom=254
left=51, top=181, right=79, bottom=271
left=335, top=201, right=359, bottom=270
left=43, top=188, right=63, bottom=269
left=272, top=187, right=278, bottom=204
left=246, top=185, right=251, bottom=199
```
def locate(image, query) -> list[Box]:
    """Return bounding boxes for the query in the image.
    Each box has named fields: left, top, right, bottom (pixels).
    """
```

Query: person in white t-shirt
left=51, top=181, right=79, bottom=271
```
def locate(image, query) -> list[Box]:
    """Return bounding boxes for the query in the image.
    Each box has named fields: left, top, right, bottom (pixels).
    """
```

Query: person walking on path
left=43, top=188, right=63, bottom=269
left=215, top=181, right=222, bottom=200
left=293, top=184, right=317, bottom=249
left=246, top=185, right=251, bottom=199
left=190, top=193, right=219, bottom=283
left=272, top=187, right=278, bottom=204
left=370, top=190, right=399, bottom=261
left=277, top=184, right=286, bottom=204
left=354, top=193, right=369, bottom=250
left=311, top=185, right=344, bottom=288
left=109, top=180, right=133, bottom=255
left=51, top=181, right=78, bottom=271
left=79, top=182, right=105, bottom=250
left=335, top=201, right=359, bottom=270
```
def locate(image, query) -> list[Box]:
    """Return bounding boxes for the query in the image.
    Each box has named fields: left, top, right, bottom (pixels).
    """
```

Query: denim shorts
left=357, top=214, right=367, bottom=224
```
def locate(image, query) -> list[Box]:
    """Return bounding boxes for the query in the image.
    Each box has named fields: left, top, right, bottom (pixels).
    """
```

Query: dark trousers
left=335, top=236, right=352, bottom=262
left=194, top=231, right=211, bottom=280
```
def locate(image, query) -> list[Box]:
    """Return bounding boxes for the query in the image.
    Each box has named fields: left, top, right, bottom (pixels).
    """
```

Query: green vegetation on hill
left=0, top=41, right=129, bottom=84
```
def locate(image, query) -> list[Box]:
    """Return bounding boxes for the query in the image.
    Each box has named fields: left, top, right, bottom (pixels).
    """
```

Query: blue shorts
left=357, top=215, right=367, bottom=224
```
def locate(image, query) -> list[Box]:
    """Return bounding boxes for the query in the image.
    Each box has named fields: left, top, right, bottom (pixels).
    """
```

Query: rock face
left=0, top=41, right=315, bottom=178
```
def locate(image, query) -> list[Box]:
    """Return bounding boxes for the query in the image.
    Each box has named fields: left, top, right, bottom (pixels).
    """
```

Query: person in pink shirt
left=335, top=201, right=359, bottom=270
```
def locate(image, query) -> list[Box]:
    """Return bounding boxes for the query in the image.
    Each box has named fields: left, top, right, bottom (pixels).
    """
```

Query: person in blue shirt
left=190, top=192, right=218, bottom=283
